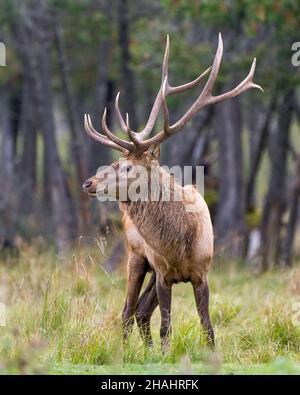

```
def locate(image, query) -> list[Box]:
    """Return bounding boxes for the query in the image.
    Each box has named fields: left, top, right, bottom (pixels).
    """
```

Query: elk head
left=82, top=144, right=161, bottom=201
left=83, top=34, right=262, bottom=201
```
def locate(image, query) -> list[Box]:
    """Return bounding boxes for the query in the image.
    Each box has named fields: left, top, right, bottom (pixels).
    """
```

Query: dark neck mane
left=124, top=168, right=197, bottom=260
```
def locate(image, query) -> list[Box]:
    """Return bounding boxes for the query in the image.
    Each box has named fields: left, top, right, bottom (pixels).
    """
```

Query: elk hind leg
left=192, top=277, right=215, bottom=348
left=122, top=254, right=148, bottom=342
left=156, top=278, right=172, bottom=351
left=135, top=271, right=158, bottom=347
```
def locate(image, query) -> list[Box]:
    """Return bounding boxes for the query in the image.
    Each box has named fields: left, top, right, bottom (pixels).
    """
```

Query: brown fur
left=83, top=149, right=215, bottom=347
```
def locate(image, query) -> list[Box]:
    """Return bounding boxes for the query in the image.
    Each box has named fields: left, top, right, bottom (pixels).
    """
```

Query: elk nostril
left=83, top=180, right=92, bottom=190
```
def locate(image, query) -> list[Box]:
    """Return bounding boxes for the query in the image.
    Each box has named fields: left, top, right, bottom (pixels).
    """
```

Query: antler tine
left=162, top=34, right=170, bottom=81
left=115, top=92, right=128, bottom=133
left=115, top=92, right=142, bottom=143
left=126, top=113, right=143, bottom=150
left=162, top=34, right=213, bottom=95
left=168, top=33, right=263, bottom=132
left=85, top=34, right=262, bottom=156
left=208, top=57, right=264, bottom=105
left=160, top=66, right=212, bottom=133
left=101, top=108, right=135, bottom=151
left=169, top=66, right=212, bottom=94
left=200, top=32, right=223, bottom=99
left=84, top=114, right=127, bottom=154
left=162, top=33, right=223, bottom=133
left=136, top=33, right=263, bottom=151
left=137, top=35, right=210, bottom=140
left=85, top=114, right=109, bottom=140
left=136, top=36, right=170, bottom=141
left=161, top=77, right=170, bottom=134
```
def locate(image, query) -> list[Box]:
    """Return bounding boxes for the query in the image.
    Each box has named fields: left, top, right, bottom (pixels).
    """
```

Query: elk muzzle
left=83, top=176, right=110, bottom=198
left=82, top=178, right=97, bottom=197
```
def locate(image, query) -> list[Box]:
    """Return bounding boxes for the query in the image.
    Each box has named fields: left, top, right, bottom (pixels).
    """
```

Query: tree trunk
left=89, top=1, right=113, bottom=173
left=54, top=24, right=91, bottom=236
left=246, top=95, right=277, bottom=211
left=18, top=52, right=38, bottom=217
left=214, top=95, right=246, bottom=257
left=35, top=40, right=75, bottom=251
left=11, top=4, right=76, bottom=251
left=117, top=0, right=138, bottom=129
left=281, top=155, right=300, bottom=266
left=260, top=90, right=294, bottom=270
left=0, top=86, right=16, bottom=244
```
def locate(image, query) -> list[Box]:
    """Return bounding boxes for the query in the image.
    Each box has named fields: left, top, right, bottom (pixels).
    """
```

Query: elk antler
left=84, top=33, right=263, bottom=155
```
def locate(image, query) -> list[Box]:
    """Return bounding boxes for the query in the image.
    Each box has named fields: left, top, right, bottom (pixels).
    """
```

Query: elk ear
left=148, top=143, right=160, bottom=160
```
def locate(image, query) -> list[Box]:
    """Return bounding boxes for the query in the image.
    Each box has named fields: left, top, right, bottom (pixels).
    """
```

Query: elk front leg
left=156, top=278, right=172, bottom=351
left=122, top=254, right=148, bottom=342
left=192, top=277, right=215, bottom=348
left=135, top=271, right=158, bottom=347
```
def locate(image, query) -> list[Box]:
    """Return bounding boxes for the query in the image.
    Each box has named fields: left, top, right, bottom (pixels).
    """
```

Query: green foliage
left=204, top=189, right=218, bottom=209
left=246, top=209, right=262, bottom=228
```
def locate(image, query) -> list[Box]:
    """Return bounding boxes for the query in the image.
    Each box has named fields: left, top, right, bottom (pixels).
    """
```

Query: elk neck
left=123, top=166, right=198, bottom=260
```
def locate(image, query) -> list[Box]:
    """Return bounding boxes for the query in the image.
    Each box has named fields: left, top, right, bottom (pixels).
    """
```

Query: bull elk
left=83, top=34, right=262, bottom=349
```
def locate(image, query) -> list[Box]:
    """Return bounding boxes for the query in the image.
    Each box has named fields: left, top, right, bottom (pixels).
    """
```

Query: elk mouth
left=85, top=185, right=108, bottom=198
left=93, top=185, right=109, bottom=197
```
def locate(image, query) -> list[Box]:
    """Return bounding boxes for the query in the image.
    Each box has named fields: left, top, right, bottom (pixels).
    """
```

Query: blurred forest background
left=1, top=0, right=300, bottom=270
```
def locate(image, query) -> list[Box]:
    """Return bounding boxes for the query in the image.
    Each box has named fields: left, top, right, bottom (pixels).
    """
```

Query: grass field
left=1, top=243, right=300, bottom=375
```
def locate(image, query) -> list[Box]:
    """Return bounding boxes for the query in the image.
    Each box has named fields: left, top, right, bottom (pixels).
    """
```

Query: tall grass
left=1, top=243, right=300, bottom=374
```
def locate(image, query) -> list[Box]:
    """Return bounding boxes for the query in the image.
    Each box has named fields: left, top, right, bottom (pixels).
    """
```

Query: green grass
left=1, top=244, right=300, bottom=374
